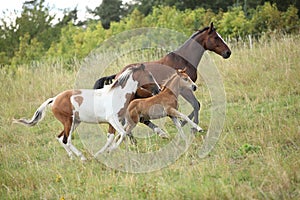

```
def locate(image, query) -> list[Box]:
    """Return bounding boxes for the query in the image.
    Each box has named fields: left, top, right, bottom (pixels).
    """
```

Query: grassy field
left=1, top=35, right=299, bottom=199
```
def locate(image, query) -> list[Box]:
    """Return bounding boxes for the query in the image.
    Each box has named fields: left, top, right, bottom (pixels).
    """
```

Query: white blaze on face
left=216, top=32, right=226, bottom=44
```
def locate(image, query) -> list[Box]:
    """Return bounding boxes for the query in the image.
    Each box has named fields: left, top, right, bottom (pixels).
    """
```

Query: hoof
left=155, top=128, right=170, bottom=139
left=191, top=127, right=203, bottom=133
left=159, top=132, right=170, bottom=139
left=180, top=120, right=187, bottom=127
left=197, top=126, right=204, bottom=132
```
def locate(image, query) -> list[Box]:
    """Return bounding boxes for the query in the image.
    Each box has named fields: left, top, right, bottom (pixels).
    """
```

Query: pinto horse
left=125, top=69, right=203, bottom=144
left=94, top=22, right=231, bottom=137
left=13, top=64, right=160, bottom=160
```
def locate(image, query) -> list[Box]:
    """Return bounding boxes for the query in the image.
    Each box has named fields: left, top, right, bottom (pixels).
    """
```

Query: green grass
left=1, top=35, right=300, bottom=199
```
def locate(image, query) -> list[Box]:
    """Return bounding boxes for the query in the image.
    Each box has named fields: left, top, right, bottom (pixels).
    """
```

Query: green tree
left=282, top=5, right=299, bottom=33
left=250, top=2, right=282, bottom=36
left=15, top=0, right=55, bottom=50
left=217, top=6, right=250, bottom=40
left=0, top=0, right=78, bottom=65
left=12, top=33, right=45, bottom=65
left=88, top=0, right=127, bottom=29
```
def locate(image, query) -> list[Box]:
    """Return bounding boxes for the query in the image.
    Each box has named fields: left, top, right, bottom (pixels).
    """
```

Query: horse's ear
left=140, top=64, right=145, bottom=70
left=208, top=22, right=214, bottom=34
left=177, top=68, right=186, bottom=74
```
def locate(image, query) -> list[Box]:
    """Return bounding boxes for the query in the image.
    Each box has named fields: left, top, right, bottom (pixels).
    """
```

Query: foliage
left=88, top=0, right=126, bottom=29
left=12, top=33, right=45, bottom=65
left=0, top=0, right=78, bottom=66
left=216, top=6, right=250, bottom=40
left=0, top=1, right=299, bottom=66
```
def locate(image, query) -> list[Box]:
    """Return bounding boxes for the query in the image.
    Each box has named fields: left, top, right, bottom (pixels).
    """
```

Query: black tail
left=93, top=74, right=116, bottom=89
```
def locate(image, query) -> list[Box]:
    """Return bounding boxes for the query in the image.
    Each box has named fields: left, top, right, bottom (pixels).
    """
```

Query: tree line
left=0, top=0, right=299, bottom=66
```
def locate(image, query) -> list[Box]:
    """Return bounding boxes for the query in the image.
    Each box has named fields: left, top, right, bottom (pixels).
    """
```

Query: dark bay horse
left=94, top=22, right=231, bottom=137
left=13, top=64, right=160, bottom=160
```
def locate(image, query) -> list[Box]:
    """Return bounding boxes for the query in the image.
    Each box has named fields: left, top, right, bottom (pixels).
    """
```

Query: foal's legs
left=143, top=120, right=169, bottom=139
left=168, top=108, right=203, bottom=132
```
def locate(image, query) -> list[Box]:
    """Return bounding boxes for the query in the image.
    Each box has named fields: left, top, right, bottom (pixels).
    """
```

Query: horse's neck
left=163, top=76, right=181, bottom=97
left=109, top=74, right=138, bottom=103
left=173, top=36, right=205, bottom=68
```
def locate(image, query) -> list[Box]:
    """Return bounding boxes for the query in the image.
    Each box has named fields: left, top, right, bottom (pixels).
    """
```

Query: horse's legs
left=124, top=119, right=139, bottom=146
left=94, top=133, right=115, bottom=157
left=57, top=132, right=74, bottom=159
left=142, top=120, right=169, bottom=139
left=170, top=117, right=186, bottom=140
left=107, top=118, right=129, bottom=151
left=55, top=113, right=86, bottom=160
left=168, top=108, right=203, bottom=132
left=66, top=120, right=86, bottom=161
left=93, top=124, right=116, bottom=155
left=180, top=89, right=201, bottom=125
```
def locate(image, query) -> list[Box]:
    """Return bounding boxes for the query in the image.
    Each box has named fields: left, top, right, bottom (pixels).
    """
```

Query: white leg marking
left=94, top=133, right=115, bottom=157
left=154, top=127, right=170, bottom=139
left=57, top=136, right=74, bottom=159
left=172, top=109, right=203, bottom=132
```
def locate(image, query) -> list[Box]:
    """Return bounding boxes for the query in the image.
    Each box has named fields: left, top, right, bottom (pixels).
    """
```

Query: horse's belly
left=145, top=104, right=167, bottom=120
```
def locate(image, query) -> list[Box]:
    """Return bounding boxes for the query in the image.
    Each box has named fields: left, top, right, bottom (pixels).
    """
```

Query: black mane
left=191, top=27, right=211, bottom=38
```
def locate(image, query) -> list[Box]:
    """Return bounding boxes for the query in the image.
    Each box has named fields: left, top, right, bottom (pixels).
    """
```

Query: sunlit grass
left=1, top=35, right=299, bottom=199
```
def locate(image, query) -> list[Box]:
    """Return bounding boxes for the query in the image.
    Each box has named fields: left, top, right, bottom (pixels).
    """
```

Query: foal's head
left=177, top=68, right=197, bottom=92
left=193, top=22, right=231, bottom=59
left=132, top=64, right=161, bottom=95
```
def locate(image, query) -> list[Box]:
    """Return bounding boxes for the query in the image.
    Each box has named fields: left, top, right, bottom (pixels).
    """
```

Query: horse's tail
left=93, top=74, right=116, bottom=89
left=13, top=97, right=54, bottom=127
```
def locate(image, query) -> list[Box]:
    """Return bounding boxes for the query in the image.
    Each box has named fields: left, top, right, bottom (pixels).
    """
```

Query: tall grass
left=0, top=35, right=299, bottom=199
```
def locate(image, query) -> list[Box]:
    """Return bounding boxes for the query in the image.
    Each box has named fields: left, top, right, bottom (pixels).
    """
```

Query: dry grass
left=0, top=35, right=299, bottom=199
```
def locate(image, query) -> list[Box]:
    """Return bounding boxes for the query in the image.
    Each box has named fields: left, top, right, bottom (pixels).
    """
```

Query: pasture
left=1, top=35, right=299, bottom=199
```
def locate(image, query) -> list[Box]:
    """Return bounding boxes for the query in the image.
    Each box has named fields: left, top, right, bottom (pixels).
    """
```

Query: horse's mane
left=191, top=26, right=210, bottom=38
left=110, top=68, right=133, bottom=89
left=161, top=72, right=178, bottom=90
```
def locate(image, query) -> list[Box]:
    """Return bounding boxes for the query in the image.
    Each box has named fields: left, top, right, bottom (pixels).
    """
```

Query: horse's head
left=177, top=68, right=197, bottom=92
left=132, top=64, right=161, bottom=95
left=194, top=22, right=231, bottom=59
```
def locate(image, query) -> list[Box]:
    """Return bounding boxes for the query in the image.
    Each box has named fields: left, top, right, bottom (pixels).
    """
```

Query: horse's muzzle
left=192, top=85, right=197, bottom=91
left=222, top=50, right=231, bottom=59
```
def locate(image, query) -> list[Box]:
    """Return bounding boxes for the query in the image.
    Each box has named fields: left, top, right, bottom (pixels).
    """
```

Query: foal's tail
left=13, top=98, right=54, bottom=127
left=93, top=74, right=116, bottom=89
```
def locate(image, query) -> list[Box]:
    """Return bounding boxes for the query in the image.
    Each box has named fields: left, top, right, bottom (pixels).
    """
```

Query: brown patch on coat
left=117, top=92, right=135, bottom=118
left=74, top=96, right=83, bottom=107
left=52, top=90, right=75, bottom=144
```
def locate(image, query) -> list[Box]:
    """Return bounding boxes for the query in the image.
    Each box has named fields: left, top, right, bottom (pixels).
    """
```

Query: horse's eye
left=183, top=78, right=188, bottom=81
left=214, top=36, right=219, bottom=40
